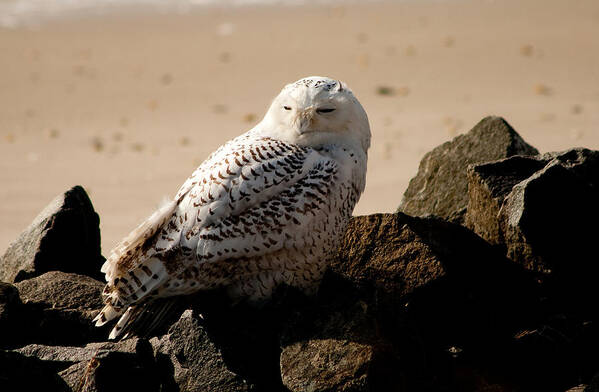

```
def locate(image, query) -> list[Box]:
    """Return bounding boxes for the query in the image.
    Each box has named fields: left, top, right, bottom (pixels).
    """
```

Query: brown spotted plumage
left=94, top=76, right=371, bottom=339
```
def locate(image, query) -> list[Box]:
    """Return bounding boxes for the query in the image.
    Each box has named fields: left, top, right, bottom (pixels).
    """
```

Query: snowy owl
left=94, top=76, right=371, bottom=339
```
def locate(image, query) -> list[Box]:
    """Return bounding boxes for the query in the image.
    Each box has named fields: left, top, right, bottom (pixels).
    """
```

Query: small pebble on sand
left=91, top=137, right=104, bottom=152
left=376, top=86, right=395, bottom=96
left=571, top=104, right=583, bottom=114
left=119, top=117, right=130, bottom=127
left=213, top=104, right=228, bottom=114
left=520, top=44, right=534, bottom=56
left=405, top=45, right=417, bottom=56
left=534, top=84, right=553, bottom=96
left=179, top=137, right=191, bottom=146
left=243, top=113, right=257, bottom=123
left=443, top=36, right=455, bottom=47
left=147, top=99, right=159, bottom=111
left=47, top=129, right=59, bottom=139
left=356, top=32, right=368, bottom=43
left=4, top=133, right=15, bottom=143
left=131, top=142, right=145, bottom=152
left=219, top=52, right=231, bottom=63
left=161, top=73, right=173, bottom=85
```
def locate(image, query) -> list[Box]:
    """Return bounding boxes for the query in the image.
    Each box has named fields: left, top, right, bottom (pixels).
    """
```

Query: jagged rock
left=9, top=338, right=171, bottom=392
left=279, top=212, right=539, bottom=392
left=280, top=279, right=400, bottom=392
left=466, top=148, right=599, bottom=283
left=0, top=282, right=25, bottom=348
left=0, top=351, right=71, bottom=391
left=465, top=155, right=547, bottom=245
left=2, top=272, right=110, bottom=348
left=151, top=309, right=251, bottom=392
left=15, top=271, right=104, bottom=311
left=398, top=116, right=539, bottom=223
left=332, top=213, right=445, bottom=297
left=0, top=185, right=104, bottom=283
left=281, top=339, right=375, bottom=392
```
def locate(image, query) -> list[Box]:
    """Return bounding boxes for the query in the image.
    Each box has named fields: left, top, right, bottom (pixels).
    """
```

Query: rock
left=465, top=149, right=599, bottom=300
left=151, top=309, right=251, bottom=392
left=0, top=351, right=71, bottom=391
left=332, top=213, right=445, bottom=297
left=15, top=271, right=104, bottom=311
left=0, top=282, right=25, bottom=348
left=465, top=155, right=547, bottom=246
left=279, top=212, right=539, bottom=392
left=0, top=185, right=104, bottom=283
left=7, top=272, right=109, bottom=348
left=9, top=338, right=171, bottom=392
left=280, top=283, right=400, bottom=392
left=398, top=116, right=539, bottom=224
left=281, top=339, right=375, bottom=392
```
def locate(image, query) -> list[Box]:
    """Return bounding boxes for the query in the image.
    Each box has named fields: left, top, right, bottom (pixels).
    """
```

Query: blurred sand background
left=1, top=0, right=598, bottom=255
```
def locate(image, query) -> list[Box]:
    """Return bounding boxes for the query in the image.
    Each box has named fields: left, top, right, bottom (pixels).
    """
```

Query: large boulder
left=398, top=116, right=539, bottom=224
left=151, top=309, right=251, bottom=392
left=465, top=148, right=599, bottom=283
left=2, top=271, right=109, bottom=348
left=0, top=185, right=105, bottom=283
left=281, top=212, right=539, bottom=392
left=6, top=338, right=171, bottom=392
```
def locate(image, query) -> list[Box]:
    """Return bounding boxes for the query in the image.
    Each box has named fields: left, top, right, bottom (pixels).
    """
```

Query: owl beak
left=295, top=108, right=315, bottom=135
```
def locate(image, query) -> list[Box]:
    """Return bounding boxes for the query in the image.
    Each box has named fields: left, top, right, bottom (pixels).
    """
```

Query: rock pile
left=2, top=117, right=599, bottom=391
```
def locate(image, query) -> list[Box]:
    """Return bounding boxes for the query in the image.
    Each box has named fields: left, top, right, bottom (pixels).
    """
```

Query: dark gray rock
left=398, top=116, right=539, bottom=224
left=281, top=339, right=375, bottom=392
left=466, top=148, right=599, bottom=277
left=332, top=213, right=446, bottom=297
left=15, top=271, right=104, bottom=311
left=10, top=338, right=171, bottom=392
left=0, top=351, right=71, bottom=391
left=0, top=282, right=25, bottom=348
left=0, top=185, right=104, bottom=283
left=279, top=212, right=538, bottom=392
left=151, top=309, right=250, bottom=392
left=465, top=155, right=547, bottom=245
left=3, top=272, right=110, bottom=348
left=500, top=149, right=599, bottom=276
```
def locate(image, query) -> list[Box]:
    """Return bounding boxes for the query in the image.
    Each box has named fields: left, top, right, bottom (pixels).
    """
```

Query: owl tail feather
left=107, top=298, right=186, bottom=340
left=93, top=303, right=123, bottom=327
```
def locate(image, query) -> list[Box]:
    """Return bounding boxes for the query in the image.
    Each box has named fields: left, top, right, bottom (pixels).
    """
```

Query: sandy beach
left=1, top=0, right=598, bottom=255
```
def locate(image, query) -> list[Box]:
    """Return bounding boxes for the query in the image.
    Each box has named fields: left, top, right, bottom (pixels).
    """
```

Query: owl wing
left=95, top=134, right=343, bottom=332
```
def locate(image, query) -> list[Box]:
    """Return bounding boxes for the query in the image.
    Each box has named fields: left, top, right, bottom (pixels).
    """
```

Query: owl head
left=259, top=76, right=371, bottom=153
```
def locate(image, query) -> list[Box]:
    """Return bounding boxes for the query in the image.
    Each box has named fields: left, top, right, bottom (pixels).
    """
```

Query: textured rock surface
left=0, top=351, right=71, bottom=391
left=281, top=339, right=374, bottom=392
left=15, top=271, right=104, bottom=311
left=499, top=149, right=599, bottom=275
left=0, top=282, right=25, bottom=348
left=1, top=272, right=109, bottom=349
left=465, top=148, right=599, bottom=286
left=0, top=185, right=104, bottom=283
left=465, top=155, right=547, bottom=245
left=398, top=116, right=539, bottom=223
left=9, top=338, right=169, bottom=392
left=279, top=212, right=539, bottom=392
left=151, top=309, right=250, bottom=392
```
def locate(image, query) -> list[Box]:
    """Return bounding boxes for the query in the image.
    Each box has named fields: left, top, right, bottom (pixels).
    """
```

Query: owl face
left=262, top=76, right=371, bottom=152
